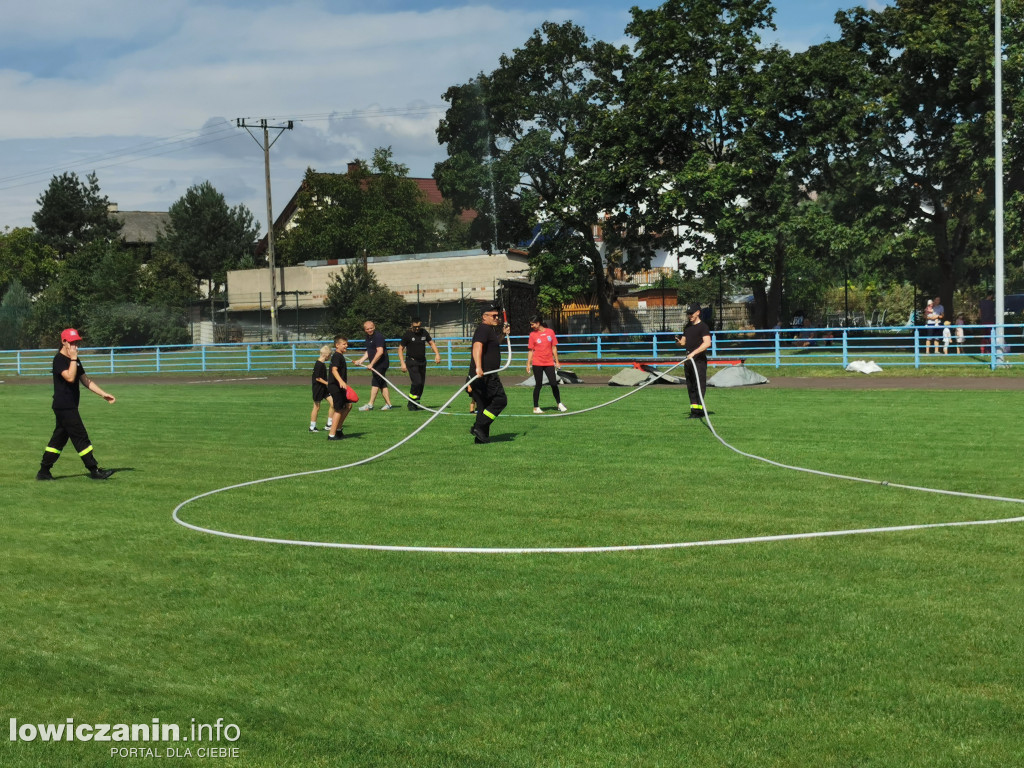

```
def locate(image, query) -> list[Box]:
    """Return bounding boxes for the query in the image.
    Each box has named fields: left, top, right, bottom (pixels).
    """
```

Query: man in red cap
left=36, top=328, right=117, bottom=480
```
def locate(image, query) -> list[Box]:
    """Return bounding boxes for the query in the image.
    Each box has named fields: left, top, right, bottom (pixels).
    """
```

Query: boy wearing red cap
left=36, top=328, right=117, bottom=480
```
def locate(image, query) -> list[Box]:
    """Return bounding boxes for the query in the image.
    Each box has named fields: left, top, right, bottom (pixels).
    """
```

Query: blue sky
left=0, top=0, right=884, bottom=230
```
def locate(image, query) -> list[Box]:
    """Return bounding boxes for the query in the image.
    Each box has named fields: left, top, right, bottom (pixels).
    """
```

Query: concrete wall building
left=226, top=249, right=531, bottom=341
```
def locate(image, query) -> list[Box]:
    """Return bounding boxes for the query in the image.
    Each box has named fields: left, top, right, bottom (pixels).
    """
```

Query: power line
left=0, top=104, right=449, bottom=193
left=236, top=118, right=294, bottom=344
left=239, top=104, right=446, bottom=124
left=0, top=121, right=239, bottom=186
left=0, top=123, right=242, bottom=192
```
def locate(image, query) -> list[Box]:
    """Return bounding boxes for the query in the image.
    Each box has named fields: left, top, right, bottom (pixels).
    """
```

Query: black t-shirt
left=471, top=323, right=502, bottom=373
left=365, top=331, right=389, bottom=367
left=312, top=359, right=328, bottom=386
left=52, top=352, right=83, bottom=409
left=328, top=352, right=348, bottom=390
left=682, top=321, right=711, bottom=359
left=400, top=329, right=433, bottom=361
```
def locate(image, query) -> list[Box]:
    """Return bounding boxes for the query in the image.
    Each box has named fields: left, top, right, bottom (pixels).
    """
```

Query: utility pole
left=237, top=118, right=293, bottom=342
left=994, top=0, right=1006, bottom=366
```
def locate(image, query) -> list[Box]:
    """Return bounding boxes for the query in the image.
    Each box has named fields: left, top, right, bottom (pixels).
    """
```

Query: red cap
left=60, top=328, right=83, bottom=343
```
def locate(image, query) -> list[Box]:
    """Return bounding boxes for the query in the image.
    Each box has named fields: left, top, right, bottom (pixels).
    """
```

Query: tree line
left=0, top=172, right=258, bottom=349
left=0, top=148, right=468, bottom=349
left=434, top=0, right=1023, bottom=330
left=5, top=0, right=1020, bottom=344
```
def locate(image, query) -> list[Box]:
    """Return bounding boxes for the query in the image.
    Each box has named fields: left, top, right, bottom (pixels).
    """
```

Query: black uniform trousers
left=684, top=357, right=708, bottom=413
left=471, top=374, right=508, bottom=433
left=407, top=360, right=427, bottom=400
left=41, top=408, right=99, bottom=470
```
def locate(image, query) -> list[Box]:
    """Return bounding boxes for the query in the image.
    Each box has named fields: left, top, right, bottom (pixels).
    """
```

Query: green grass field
left=3, top=375, right=1024, bottom=767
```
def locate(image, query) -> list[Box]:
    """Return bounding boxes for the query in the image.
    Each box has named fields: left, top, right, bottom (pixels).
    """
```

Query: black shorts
left=328, top=385, right=349, bottom=406
left=370, top=365, right=389, bottom=389
left=312, top=383, right=329, bottom=403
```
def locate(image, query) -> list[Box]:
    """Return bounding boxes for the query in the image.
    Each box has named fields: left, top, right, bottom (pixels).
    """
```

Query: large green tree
left=0, top=226, right=60, bottom=295
left=0, top=280, right=32, bottom=349
left=23, top=239, right=192, bottom=349
left=622, top=0, right=818, bottom=328
left=812, top=0, right=1024, bottom=318
left=137, top=250, right=200, bottom=310
left=159, top=181, right=259, bottom=296
left=277, top=147, right=470, bottom=266
left=322, top=263, right=409, bottom=340
left=32, top=172, right=122, bottom=256
left=529, top=237, right=594, bottom=315
left=436, top=22, right=654, bottom=332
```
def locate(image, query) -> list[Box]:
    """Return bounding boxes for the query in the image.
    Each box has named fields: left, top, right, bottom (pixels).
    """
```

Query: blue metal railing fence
left=1, top=324, right=1019, bottom=378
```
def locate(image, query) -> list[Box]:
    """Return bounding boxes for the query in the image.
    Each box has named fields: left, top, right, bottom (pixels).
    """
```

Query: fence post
left=990, top=327, right=997, bottom=370
left=202, top=344, right=207, bottom=372
left=774, top=330, right=780, bottom=368
left=711, top=333, right=717, bottom=358
left=597, top=334, right=602, bottom=370
left=110, top=348, right=115, bottom=374
left=652, top=333, right=658, bottom=360
left=914, top=328, right=920, bottom=368
left=447, top=339, right=453, bottom=370
left=246, top=344, right=251, bottom=371
left=17, top=350, right=21, bottom=375
left=291, top=342, right=297, bottom=370
left=842, top=330, right=848, bottom=368
left=156, top=346, right=161, bottom=373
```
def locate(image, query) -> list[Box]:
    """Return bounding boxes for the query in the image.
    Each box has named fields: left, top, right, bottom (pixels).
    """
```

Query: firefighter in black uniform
left=677, top=303, right=712, bottom=419
left=37, top=328, right=116, bottom=480
left=468, top=305, right=509, bottom=443
left=398, top=317, right=441, bottom=410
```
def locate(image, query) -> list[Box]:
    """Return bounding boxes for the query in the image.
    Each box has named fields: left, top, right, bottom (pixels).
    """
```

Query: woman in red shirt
left=526, top=316, right=567, bottom=414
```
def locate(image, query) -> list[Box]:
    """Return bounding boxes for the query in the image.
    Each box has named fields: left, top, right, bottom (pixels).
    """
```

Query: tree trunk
left=930, top=203, right=958, bottom=321
left=583, top=238, right=616, bottom=333
left=751, top=281, right=769, bottom=329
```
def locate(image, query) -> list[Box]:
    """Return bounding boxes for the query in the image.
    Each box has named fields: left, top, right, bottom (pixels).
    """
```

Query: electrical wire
left=0, top=105, right=448, bottom=193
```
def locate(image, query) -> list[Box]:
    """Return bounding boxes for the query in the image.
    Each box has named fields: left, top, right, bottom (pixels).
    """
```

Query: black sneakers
left=470, top=425, right=489, bottom=444
left=327, top=432, right=344, bottom=440
left=36, top=467, right=112, bottom=480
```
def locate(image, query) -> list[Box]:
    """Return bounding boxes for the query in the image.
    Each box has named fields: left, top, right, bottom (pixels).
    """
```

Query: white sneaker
left=358, top=404, right=373, bottom=411
left=380, top=404, right=393, bottom=411
left=557, top=403, right=568, bottom=412
left=533, top=407, right=543, bottom=414
left=309, top=426, right=320, bottom=432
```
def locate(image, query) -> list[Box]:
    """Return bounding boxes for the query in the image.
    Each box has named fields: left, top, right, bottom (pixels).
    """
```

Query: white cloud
left=0, top=1, right=187, bottom=47
left=0, top=1, right=871, bottom=229
left=3, top=5, right=548, bottom=138
left=0, top=2, right=561, bottom=227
